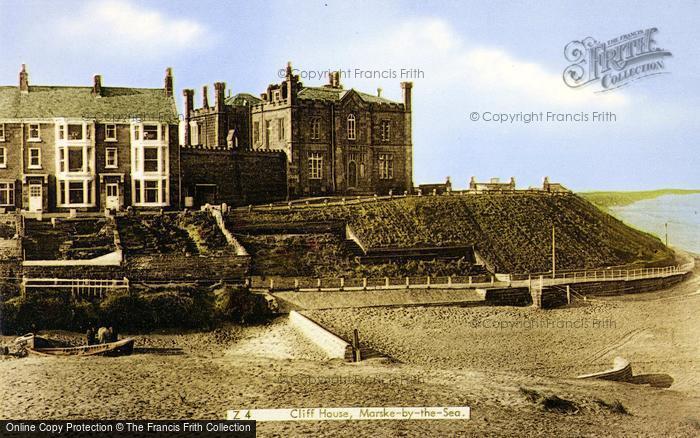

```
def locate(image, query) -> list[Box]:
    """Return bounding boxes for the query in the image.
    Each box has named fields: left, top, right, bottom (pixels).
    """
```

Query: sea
left=610, top=194, right=700, bottom=255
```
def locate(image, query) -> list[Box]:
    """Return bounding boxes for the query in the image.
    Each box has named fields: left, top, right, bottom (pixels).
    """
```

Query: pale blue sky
left=1, top=0, right=698, bottom=190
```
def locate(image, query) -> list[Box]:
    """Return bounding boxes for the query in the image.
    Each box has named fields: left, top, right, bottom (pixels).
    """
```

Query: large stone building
left=183, top=63, right=414, bottom=198
left=0, top=65, right=180, bottom=213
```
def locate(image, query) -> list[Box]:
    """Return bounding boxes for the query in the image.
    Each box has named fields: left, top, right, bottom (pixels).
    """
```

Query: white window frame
left=0, top=181, right=14, bottom=206
left=308, top=152, right=323, bottom=180
left=0, top=123, right=5, bottom=142
left=28, top=124, right=41, bottom=142
left=105, top=147, right=118, bottom=168
left=105, top=124, right=117, bottom=141
left=28, top=148, right=41, bottom=169
left=0, top=147, right=6, bottom=168
left=379, top=153, right=394, bottom=180
left=132, top=178, right=169, bottom=207
left=57, top=178, right=96, bottom=208
left=347, top=114, right=356, bottom=140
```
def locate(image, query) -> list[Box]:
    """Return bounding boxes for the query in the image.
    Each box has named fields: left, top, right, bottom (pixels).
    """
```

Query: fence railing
left=251, top=259, right=694, bottom=293
left=21, top=277, right=130, bottom=299
left=233, top=189, right=572, bottom=213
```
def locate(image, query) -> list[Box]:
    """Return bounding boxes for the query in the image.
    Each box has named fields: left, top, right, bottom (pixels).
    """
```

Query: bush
left=0, top=284, right=270, bottom=334
left=215, top=286, right=273, bottom=324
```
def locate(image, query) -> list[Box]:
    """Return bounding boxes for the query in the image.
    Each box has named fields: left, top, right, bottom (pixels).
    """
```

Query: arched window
left=347, top=114, right=356, bottom=140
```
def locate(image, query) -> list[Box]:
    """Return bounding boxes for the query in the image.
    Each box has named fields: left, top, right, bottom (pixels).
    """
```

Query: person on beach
left=108, top=326, right=117, bottom=342
left=86, top=327, right=96, bottom=346
left=97, top=327, right=112, bottom=344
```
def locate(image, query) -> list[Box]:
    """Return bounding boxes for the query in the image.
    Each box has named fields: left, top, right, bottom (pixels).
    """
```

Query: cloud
left=55, top=0, right=211, bottom=53
left=338, top=18, right=627, bottom=108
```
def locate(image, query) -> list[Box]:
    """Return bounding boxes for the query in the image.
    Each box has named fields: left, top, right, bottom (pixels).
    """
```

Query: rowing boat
left=14, top=333, right=134, bottom=357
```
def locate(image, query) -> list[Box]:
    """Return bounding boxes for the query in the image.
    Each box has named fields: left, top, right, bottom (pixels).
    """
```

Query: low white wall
left=289, top=310, right=349, bottom=359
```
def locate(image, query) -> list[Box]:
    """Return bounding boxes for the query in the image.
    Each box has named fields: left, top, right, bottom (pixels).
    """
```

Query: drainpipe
left=20, top=122, right=25, bottom=210
left=330, top=104, right=336, bottom=193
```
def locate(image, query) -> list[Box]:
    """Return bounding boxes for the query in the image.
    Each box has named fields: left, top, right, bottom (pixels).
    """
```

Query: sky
left=0, top=0, right=698, bottom=191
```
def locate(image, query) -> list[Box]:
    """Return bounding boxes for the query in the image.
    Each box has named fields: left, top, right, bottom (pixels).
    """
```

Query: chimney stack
left=214, top=82, right=226, bottom=112
left=377, top=88, right=382, bottom=97
left=202, top=85, right=209, bottom=108
left=183, top=89, right=194, bottom=146
left=164, top=67, right=173, bottom=97
left=401, top=82, right=412, bottom=112
left=328, top=71, right=342, bottom=89
left=92, top=75, right=102, bottom=97
left=19, top=64, right=29, bottom=94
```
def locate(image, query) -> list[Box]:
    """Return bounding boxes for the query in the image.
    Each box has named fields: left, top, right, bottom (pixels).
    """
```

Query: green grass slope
left=229, top=193, right=675, bottom=273
left=581, top=189, right=700, bottom=210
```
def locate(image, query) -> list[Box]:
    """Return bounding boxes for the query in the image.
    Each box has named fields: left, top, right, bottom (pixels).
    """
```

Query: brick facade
left=0, top=65, right=181, bottom=213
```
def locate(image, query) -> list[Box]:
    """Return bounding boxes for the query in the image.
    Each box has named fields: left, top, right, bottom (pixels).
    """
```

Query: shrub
left=215, top=286, right=272, bottom=324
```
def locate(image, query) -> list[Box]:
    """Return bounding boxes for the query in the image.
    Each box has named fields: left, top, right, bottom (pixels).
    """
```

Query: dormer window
left=347, top=114, right=356, bottom=140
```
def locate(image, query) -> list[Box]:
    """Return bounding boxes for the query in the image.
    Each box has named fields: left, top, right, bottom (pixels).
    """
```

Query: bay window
left=57, top=178, right=94, bottom=207
left=131, top=121, right=170, bottom=206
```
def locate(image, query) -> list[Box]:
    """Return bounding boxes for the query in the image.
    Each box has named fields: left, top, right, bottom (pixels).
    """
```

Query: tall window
left=0, top=182, right=13, bottom=206
left=347, top=114, right=356, bottom=140
left=381, top=120, right=391, bottom=142
left=68, top=148, right=83, bottom=172
left=106, top=147, right=118, bottom=168
left=379, top=153, right=394, bottom=180
left=29, top=148, right=41, bottom=168
left=311, top=118, right=320, bottom=140
left=253, top=121, right=260, bottom=144
left=308, top=152, right=323, bottom=180
left=265, top=120, right=272, bottom=148
left=143, top=147, right=159, bottom=172
left=0, top=147, right=6, bottom=168
left=29, top=124, right=40, bottom=141
left=277, top=118, right=285, bottom=141
left=0, top=123, right=5, bottom=141
left=106, top=124, right=117, bottom=141
left=190, top=122, right=199, bottom=145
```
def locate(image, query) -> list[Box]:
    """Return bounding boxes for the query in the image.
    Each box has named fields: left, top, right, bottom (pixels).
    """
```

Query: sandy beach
left=1, top=266, right=699, bottom=437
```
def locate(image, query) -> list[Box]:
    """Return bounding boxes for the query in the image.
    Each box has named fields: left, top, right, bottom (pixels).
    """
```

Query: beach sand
left=1, top=266, right=699, bottom=436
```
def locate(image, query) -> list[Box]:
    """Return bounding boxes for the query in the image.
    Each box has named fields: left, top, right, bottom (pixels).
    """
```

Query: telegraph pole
left=551, top=225, right=556, bottom=279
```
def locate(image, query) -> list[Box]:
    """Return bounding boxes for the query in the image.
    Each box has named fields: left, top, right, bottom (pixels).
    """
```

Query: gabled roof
left=296, top=86, right=399, bottom=105
left=225, top=92, right=262, bottom=107
left=0, top=85, right=178, bottom=123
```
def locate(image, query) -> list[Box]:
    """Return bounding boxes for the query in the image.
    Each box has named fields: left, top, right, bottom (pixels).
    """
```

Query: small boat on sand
left=14, top=333, right=134, bottom=357
left=577, top=357, right=633, bottom=381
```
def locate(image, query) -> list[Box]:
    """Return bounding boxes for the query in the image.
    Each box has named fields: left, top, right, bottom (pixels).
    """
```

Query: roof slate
left=0, top=86, right=178, bottom=123
left=296, top=86, right=399, bottom=105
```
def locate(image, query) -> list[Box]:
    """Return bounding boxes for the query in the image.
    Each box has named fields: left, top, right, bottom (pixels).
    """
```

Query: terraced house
left=183, top=63, right=414, bottom=198
left=0, top=65, right=180, bottom=213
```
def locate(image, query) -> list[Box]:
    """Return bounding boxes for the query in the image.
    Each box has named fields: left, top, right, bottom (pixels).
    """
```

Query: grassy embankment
left=229, top=193, right=676, bottom=274
left=580, top=189, right=700, bottom=210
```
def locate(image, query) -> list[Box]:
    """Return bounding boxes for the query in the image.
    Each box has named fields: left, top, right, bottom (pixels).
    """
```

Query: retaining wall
left=126, top=252, right=249, bottom=282
left=289, top=310, right=349, bottom=359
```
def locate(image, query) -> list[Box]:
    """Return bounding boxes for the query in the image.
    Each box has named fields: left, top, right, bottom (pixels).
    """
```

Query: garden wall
left=126, top=253, right=250, bottom=282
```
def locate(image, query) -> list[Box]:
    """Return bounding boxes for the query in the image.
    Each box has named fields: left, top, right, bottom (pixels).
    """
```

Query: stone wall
left=126, top=252, right=250, bottom=282
left=180, top=147, right=287, bottom=207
